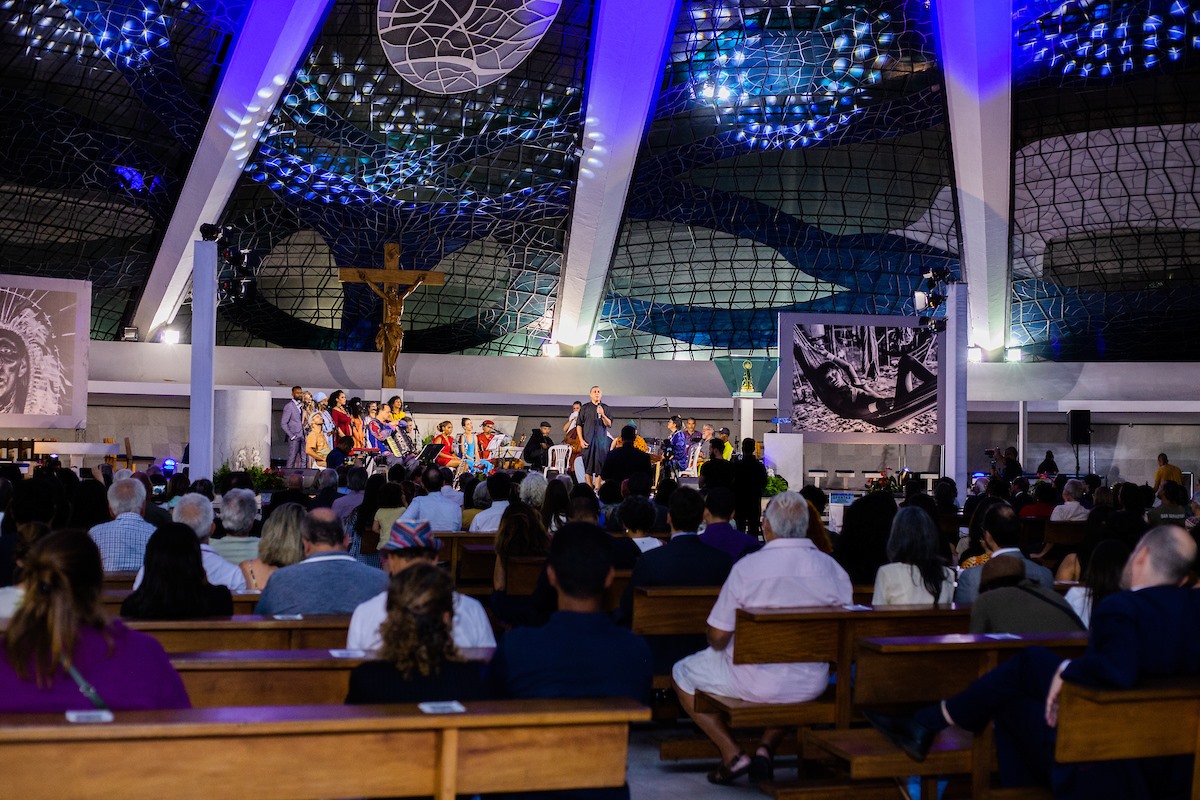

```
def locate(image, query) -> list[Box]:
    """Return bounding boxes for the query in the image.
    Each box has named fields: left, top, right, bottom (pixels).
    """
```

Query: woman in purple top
left=0, top=530, right=190, bottom=713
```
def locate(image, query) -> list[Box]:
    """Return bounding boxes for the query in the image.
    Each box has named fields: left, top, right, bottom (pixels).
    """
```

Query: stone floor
left=626, top=727, right=775, bottom=800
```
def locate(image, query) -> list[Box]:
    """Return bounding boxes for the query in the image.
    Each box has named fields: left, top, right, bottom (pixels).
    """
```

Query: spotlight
left=918, top=317, right=946, bottom=333
left=966, top=346, right=983, bottom=363
left=922, top=267, right=952, bottom=283
left=161, top=328, right=181, bottom=345
left=542, top=342, right=560, bottom=357
left=121, top=326, right=139, bottom=342
left=1004, top=347, right=1023, bottom=362
left=199, top=223, right=223, bottom=241
left=162, top=458, right=176, bottom=475
left=914, top=291, right=944, bottom=312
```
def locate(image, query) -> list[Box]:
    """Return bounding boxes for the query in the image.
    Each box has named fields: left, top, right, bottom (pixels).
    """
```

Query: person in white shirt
left=347, top=520, right=495, bottom=652
left=134, top=493, right=246, bottom=592
left=398, top=467, right=463, bottom=532
left=468, top=473, right=512, bottom=533
left=208, top=488, right=260, bottom=565
left=873, top=507, right=955, bottom=606
left=1050, top=478, right=1089, bottom=522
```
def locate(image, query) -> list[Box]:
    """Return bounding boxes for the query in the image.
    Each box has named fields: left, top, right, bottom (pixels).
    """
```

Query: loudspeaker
left=1067, top=410, right=1091, bottom=446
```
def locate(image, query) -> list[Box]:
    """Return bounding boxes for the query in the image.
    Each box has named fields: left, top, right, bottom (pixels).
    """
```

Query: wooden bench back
left=1056, top=677, right=1200, bottom=763
left=506, top=556, right=545, bottom=597
left=102, top=571, right=138, bottom=592
left=0, top=698, right=649, bottom=800
left=126, top=615, right=351, bottom=653
left=103, top=590, right=261, bottom=617
left=631, top=586, right=719, bottom=635
left=1042, top=520, right=1086, bottom=546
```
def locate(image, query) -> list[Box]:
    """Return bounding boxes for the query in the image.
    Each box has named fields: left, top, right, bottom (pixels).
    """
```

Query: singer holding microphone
left=576, top=385, right=613, bottom=489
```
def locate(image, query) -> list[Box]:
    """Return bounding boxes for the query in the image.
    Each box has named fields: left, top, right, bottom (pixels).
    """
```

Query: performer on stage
left=432, top=421, right=462, bottom=469
left=347, top=397, right=366, bottom=450
left=664, top=415, right=689, bottom=477
left=477, top=420, right=502, bottom=462
left=281, top=385, right=306, bottom=468
left=328, top=390, right=354, bottom=440
left=576, top=386, right=612, bottom=488
left=523, top=421, right=555, bottom=470
left=457, top=418, right=493, bottom=475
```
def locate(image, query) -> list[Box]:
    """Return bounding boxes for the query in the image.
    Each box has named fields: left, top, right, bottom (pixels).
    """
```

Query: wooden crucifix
left=339, top=243, right=444, bottom=388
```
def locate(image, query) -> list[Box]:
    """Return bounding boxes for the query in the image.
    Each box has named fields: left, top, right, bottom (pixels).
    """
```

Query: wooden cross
left=339, top=243, right=444, bottom=388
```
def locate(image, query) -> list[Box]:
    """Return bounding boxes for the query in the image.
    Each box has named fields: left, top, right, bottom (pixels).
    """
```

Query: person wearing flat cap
left=347, top=520, right=496, bottom=652
left=523, top=420, right=555, bottom=471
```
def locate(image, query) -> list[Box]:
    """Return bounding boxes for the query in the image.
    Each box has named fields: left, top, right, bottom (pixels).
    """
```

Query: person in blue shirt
left=490, top=522, right=653, bottom=800
left=664, top=415, right=689, bottom=478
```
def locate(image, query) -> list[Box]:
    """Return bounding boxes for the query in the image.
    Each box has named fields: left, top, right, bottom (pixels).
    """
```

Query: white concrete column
left=214, top=390, right=273, bottom=471
left=189, top=240, right=217, bottom=481
left=737, top=397, right=755, bottom=446
left=943, top=282, right=969, bottom=493
left=1017, top=400, right=1028, bottom=472
left=933, top=0, right=1013, bottom=351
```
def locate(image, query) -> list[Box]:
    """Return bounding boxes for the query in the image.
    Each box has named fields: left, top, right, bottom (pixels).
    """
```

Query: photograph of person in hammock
left=790, top=322, right=938, bottom=435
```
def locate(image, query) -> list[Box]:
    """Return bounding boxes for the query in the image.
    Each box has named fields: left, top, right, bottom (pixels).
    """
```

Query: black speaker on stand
left=1067, top=410, right=1091, bottom=476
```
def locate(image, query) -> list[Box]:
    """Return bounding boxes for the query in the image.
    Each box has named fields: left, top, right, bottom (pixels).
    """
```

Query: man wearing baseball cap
left=716, top=427, right=734, bottom=460
left=346, top=520, right=496, bottom=652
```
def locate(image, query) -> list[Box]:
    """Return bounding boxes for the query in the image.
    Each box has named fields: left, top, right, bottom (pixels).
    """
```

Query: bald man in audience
left=867, top=525, right=1199, bottom=798
left=672, top=491, right=852, bottom=785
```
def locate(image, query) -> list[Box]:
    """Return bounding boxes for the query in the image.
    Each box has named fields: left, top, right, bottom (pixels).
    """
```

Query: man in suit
left=601, top=425, right=653, bottom=487
left=954, top=503, right=1054, bottom=604
left=868, top=525, right=1199, bottom=798
left=281, top=385, right=306, bottom=468
left=618, top=486, right=733, bottom=673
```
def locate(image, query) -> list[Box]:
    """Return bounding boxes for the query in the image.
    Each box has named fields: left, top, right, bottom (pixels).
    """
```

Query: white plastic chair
left=680, top=443, right=702, bottom=477
left=545, top=444, right=570, bottom=476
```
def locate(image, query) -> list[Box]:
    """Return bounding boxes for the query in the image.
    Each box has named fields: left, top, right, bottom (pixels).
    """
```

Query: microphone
left=245, top=371, right=265, bottom=389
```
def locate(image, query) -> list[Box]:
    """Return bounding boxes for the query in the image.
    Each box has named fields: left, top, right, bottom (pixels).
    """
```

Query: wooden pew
left=102, top=571, right=138, bottom=592
left=171, top=647, right=495, bottom=707
left=126, top=615, right=350, bottom=653
left=803, top=632, right=1088, bottom=800
left=631, top=586, right=720, bottom=693
left=103, top=590, right=261, bottom=617
left=434, top=531, right=497, bottom=584
left=0, top=697, right=650, bottom=800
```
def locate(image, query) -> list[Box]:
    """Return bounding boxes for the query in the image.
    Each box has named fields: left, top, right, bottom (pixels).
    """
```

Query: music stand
left=416, top=443, right=444, bottom=467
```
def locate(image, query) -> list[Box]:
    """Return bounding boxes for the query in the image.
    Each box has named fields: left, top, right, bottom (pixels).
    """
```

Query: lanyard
left=64, top=660, right=109, bottom=711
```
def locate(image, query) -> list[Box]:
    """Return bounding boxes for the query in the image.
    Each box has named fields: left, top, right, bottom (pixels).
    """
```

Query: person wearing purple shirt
left=0, top=530, right=190, bottom=713
left=665, top=415, right=689, bottom=477
left=699, top=487, right=761, bottom=562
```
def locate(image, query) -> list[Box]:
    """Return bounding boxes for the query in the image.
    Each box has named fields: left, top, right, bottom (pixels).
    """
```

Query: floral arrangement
left=865, top=468, right=902, bottom=494
left=214, top=463, right=287, bottom=494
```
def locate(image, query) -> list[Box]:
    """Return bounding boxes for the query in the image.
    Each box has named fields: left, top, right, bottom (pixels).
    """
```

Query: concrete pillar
left=214, top=389, right=273, bottom=471
left=737, top=397, right=755, bottom=445
left=943, top=282, right=969, bottom=493
left=189, top=240, right=217, bottom=481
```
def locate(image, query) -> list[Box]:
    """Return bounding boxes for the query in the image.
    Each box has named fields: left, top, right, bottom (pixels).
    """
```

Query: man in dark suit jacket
left=868, top=525, right=1199, bottom=799
left=618, top=486, right=733, bottom=673
left=601, top=425, right=653, bottom=487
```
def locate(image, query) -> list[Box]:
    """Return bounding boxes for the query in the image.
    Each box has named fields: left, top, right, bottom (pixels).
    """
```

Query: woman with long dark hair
left=345, top=562, right=489, bottom=703
left=1, top=530, right=190, bottom=711
left=120, top=524, right=232, bottom=619
left=872, top=507, right=954, bottom=606
left=1064, top=539, right=1131, bottom=629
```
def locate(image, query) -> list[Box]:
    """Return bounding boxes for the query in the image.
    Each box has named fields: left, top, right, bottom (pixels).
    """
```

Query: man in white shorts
left=672, top=491, right=852, bottom=785
left=346, top=520, right=495, bottom=652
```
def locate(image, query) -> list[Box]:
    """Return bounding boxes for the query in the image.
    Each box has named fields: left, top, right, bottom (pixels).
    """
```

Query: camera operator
left=989, top=445, right=1023, bottom=481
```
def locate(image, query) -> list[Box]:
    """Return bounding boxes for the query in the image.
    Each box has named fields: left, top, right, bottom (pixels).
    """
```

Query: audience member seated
left=372, top=482, right=408, bottom=542
left=1008, top=476, right=1032, bottom=512
left=491, top=501, right=551, bottom=627
left=569, top=492, right=601, bottom=525
left=519, top=472, right=548, bottom=518
left=1019, top=481, right=1058, bottom=520
left=263, top=472, right=309, bottom=520
left=209, top=488, right=260, bottom=565
left=618, top=495, right=663, bottom=554
left=120, top=524, right=233, bottom=619
left=619, top=487, right=733, bottom=674
left=345, top=562, right=492, bottom=704
left=651, top=478, right=676, bottom=533
left=968, top=555, right=1085, bottom=634
left=469, top=473, right=512, bottom=533
left=866, top=526, right=1199, bottom=799
left=833, top=490, right=898, bottom=585
left=1106, top=482, right=1151, bottom=547
left=805, top=499, right=835, bottom=555
left=88, top=477, right=156, bottom=572
left=0, top=530, right=191, bottom=712
left=597, top=481, right=624, bottom=530
left=240, top=502, right=305, bottom=591
left=933, top=477, right=959, bottom=513
left=1064, top=539, right=1131, bottom=629
left=698, top=487, right=759, bottom=562
left=872, top=507, right=954, bottom=606
left=954, top=504, right=1055, bottom=605
left=461, top=479, right=489, bottom=530
left=961, top=476, right=990, bottom=526
left=957, top=495, right=1005, bottom=567
left=489, top=522, right=652, bottom=800
left=254, top=509, right=388, bottom=615
left=1050, top=478, right=1090, bottom=521
left=1149, top=480, right=1189, bottom=527
left=673, top=491, right=853, bottom=785
left=131, top=472, right=172, bottom=528
left=307, top=469, right=341, bottom=510
left=698, top=439, right=735, bottom=493
left=348, top=521, right=495, bottom=652
left=601, top=425, right=653, bottom=488
left=133, top=493, right=246, bottom=592
left=67, top=479, right=114, bottom=531
left=399, top=467, right=463, bottom=532
left=331, top=467, right=369, bottom=527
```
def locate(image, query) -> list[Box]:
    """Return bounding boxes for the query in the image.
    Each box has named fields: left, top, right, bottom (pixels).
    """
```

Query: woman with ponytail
left=0, top=530, right=190, bottom=712
left=345, top=562, right=490, bottom=704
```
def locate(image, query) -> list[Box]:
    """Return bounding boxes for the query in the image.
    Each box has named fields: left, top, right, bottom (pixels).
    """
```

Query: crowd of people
left=0, top=435, right=1197, bottom=799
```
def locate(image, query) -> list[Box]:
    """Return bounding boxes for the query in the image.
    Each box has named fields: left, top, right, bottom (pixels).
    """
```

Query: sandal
left=749, top=744, right=775, bottom=784
left=707, top=752, right=751, bottom=785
